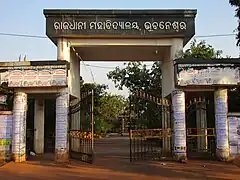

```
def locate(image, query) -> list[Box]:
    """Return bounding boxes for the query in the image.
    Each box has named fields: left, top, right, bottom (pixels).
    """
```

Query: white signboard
left=177, top=65, right=240, bottom=86
left=0, top=65, right=68, bottom=87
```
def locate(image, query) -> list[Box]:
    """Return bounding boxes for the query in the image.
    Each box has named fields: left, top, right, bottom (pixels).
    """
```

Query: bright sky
left=0, top=0, right=239, bottom=96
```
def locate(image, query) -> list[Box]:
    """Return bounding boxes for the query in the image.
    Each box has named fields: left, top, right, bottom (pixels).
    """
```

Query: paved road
left=94, top=135, right=130, bottom=157
left=0, top=136, right=239, bottom=180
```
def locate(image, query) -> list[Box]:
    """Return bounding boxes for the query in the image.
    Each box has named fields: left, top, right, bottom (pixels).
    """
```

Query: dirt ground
left=0, top=136, right=239, bottom=180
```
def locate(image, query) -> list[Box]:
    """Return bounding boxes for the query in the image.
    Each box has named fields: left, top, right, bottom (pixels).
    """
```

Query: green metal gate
left=186, top=96, right=216, bottom=160
left=69, top=89, right=94, bottom=163
left=129, top=91, right=173, bottom=161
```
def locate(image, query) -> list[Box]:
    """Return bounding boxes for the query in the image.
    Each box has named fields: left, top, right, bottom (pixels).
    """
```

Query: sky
left=0, top=0, right=239, bottom=97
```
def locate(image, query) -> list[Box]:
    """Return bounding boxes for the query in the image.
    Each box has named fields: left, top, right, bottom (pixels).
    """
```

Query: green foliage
left=179, top=39, right=223, bottom=59
left=107, top=62, right=162, bottom=128
left=96, top=95, right=126, bottom=122
left=107, top=40, right=229, bottom=128
left=94, top=116, right=112, bottom=133
left=80, top=81, right=127, bottom=133
left=107, top=61, right=162, bottom=96
left=230, top=0, right=240, bottom=46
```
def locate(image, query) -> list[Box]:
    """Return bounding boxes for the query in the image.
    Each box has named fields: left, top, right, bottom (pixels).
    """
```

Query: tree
left=79, top=81, right=109, bottom=131
left=229, top=0, right=240, bottom=46
left=107, top=40, right=227, bottom=128
left=107, top=62, right=162, bottom=128
left=179, top=39, right=223, bottom=59
left=95, top=95, right=127, bottom=133
left=80, top=80, right=128, bottom=133
left=96, top=95, right=126, bottom=122
left=107, top=61, right=162, bottom=96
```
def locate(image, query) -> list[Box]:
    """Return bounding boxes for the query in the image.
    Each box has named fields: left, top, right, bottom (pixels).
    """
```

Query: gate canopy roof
left=44, top=9, right=197, bottom=46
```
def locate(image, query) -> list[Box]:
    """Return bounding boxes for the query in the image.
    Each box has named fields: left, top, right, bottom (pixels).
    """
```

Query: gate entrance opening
left=26, top=96, right=56, bottom=155
left=1, top=9, right=238, bottom=165
left=26, top=99, right=34, bottom=153
left=69, top=89, right=94, bottom=163
left=186, top=92, right=216, bottom=160
left=129, top=91, right=172, bottom=161
left=43, top=9, right=197, bottom=163
left=44, top=99, right=56, bottom=153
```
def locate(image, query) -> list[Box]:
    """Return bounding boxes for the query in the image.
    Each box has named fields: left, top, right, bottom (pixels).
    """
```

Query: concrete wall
left=162, top=38, right=183, bottom=97
left=57, top=38, right=80, bottom=99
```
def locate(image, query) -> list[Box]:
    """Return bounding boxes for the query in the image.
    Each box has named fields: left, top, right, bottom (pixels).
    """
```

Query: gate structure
left=186, top=95, right=216, bottom=160
left=69, top=89, right=94, bottom=163
left=129, top=91, right=172, bottom=161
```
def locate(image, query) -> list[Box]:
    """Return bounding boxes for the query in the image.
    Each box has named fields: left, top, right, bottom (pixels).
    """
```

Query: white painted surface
left=55, top=88, right=69, bottom=151
left=178, top=66, right=240, bottom=86
left=214, top=89, right=229, bottom=158
left=0, top=112, right=12, bottom=153
left=69, top=38, right=173, bottom=47
left=162, top=38, right=183, bottom=97
left=12, top=92, right=27, bottom=157
left=70, top=50, right=80, bottom=99
left=57, top=38, right=79, bottom=99
left=172, top=90, right=186, bottom=156
left=228, top=115, right=240, bottom=155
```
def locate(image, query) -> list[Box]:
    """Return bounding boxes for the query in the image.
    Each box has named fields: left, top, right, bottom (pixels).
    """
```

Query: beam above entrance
left=14, top=87, right=64, bottom=94
left=44, top=9, right=197, bottom=46
left=69, top=38, right=173, bottom=47
left=71, top=45, right=168, bottom=61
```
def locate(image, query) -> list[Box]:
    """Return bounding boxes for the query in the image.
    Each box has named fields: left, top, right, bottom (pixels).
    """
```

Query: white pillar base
left=55, top=88, right=69, bottom=163
left=172, top=90, right=187, bottom=161
left=12, top=92, right=27, bottom=163
left=214, top=89, right=230, bottom=161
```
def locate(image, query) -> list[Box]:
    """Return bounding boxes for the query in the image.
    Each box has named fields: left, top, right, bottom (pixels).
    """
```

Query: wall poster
left=12, top=92, right=27, bottom=157
left=0, top=65, right=68, bottom=87
left=55, top=88, right=69, bottom=151
left=172, top=90, right=186, bottom=154
left=214, top=89, right=229, bottom=151
left=0, top=111, right=13, bottom=161
left=228, top=115, right=240, bottom=155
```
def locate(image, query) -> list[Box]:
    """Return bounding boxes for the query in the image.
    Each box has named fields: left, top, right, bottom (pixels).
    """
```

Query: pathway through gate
left=0, top=139, right=239, bottom=180
left=128, top=91, right=173, bottom=162
left=69, top=89, right=94, bottom=163
left=186, top=93, right=216, bottom=160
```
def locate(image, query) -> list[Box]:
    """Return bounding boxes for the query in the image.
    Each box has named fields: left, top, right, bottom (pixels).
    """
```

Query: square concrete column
left=172, top=90, right=187, bottom=161
left=162, top=38, right=183, bottom=98
left=57, top=38, right=70, bottom=61
left=55, top=88, right=69, bottom=163
left=12, top=92, right=27, bottom=163
left=57, top=38, right=80, bottom=99
left=214, top=89, right=230, bottom=161
left=196, top=103, right=208, bottom=152
left=34, top=99, right=45, bottom=154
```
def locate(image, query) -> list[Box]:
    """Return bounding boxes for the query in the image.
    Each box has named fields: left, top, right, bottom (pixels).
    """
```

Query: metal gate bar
left=69, top=89, right=94, bottom=164
left=187, top=128, right=216, bottom=159
left=130, top=128, right=172, bottom=161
